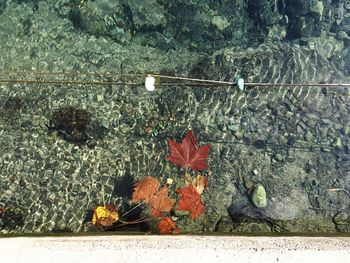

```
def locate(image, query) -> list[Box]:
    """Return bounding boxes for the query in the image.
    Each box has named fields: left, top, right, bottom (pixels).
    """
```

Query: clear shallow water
left=0, top=0, right=350, bottom=235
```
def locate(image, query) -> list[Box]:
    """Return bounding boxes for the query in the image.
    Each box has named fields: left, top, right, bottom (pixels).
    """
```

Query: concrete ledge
left=1, top=236, right=350, bottom=263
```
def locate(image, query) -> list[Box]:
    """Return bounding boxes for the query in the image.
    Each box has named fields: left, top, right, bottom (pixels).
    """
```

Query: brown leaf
left=132, top=176, right=159, bottom=203
left=158, top=217, right=180, bottom=234
left=149, top=187, right=175, bottom=217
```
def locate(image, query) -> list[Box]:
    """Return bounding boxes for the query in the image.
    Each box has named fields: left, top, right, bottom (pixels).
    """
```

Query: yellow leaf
left=192, top=175, right=207, bottom=194
left=92, top=205, right=119, bottom=227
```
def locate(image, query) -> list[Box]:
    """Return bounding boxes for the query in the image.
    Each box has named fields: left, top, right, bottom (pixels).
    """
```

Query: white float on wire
left=145, top=75, right=156, bottom=91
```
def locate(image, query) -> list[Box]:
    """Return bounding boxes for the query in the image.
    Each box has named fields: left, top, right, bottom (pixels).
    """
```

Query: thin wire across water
left=0, top=70, right=349, bottom=88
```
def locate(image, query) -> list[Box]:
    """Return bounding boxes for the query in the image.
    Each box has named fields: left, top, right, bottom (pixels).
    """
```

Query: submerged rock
left=227, top=197, right=268, bottom=222
left=0, top=207, right=25, bottom=230
left=250, top=184, right=267, bottom=208
left=332, top=137, right=342, bottom=148
left=211, top=15, right=230, bottom=31
left=54, top=0, right=132, bottom=44
left=127, top=0, right=167, bottom=30
left=309, top=1, right=324, bottom=20
left=332, top=211, right=349, bottom=225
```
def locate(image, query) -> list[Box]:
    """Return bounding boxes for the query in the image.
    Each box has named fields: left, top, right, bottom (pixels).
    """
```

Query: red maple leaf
left=175, top=185, right=205, bottom=220
left=168, top=130, right=211, bottom=171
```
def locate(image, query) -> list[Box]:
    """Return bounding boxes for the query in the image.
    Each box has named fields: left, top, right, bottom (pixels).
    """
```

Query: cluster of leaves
left=132, top=176, right=175, bottom=218
left=132, top=130, right=211, bottom=234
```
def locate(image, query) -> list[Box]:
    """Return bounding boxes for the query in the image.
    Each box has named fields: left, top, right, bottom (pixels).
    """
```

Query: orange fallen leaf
left=158, top=217, right=180, bottom=234
left=176, top=185, right=205, bottom=220
left=149, top=187, right=175, bottom=217
left=132, top=176, right=159, bottom=203
left=132, top=176, right=175, bottom=217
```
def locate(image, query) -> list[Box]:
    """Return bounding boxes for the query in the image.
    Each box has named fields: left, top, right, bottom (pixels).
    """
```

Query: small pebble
left=274, top=153, right=283, bottom=161
left=234, top=130, right=243, bottom=140
left=332, top=137, right=342, bottom=147
left=304, top=131, right=312, bottom=141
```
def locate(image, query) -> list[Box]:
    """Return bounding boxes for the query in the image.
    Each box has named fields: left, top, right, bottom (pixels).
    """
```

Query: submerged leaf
left=92, top=204, right=119, bottom=227
left=176, top=185, right=205, bottom=220
left=149, top=187, right=175, bottom=217
left=168, top=130, right=211, bottom=171
left=183, top=174, right=208, bottom=194
left=158, top=217, right=180, bottom=234
left=132, top=176, right=175, bottom=217
left=132, top=176, right=159, bottom=203
left=192, top=175, right=208, bottom=194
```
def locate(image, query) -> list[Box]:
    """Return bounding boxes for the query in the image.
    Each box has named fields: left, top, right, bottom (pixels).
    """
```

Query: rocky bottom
left=0, top=69, right=350, bottom=235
